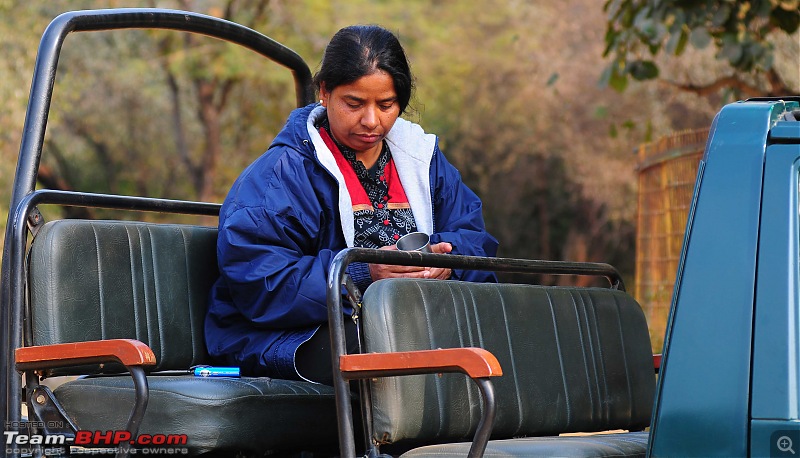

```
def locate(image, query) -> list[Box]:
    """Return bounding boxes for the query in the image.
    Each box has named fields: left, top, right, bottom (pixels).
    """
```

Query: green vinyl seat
left=25, top=219, right=341, bottom=455
left=358, top=278, right=655, bottom=457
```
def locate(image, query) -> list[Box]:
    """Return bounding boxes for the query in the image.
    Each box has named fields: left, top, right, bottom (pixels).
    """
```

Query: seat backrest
left=362, top=278, right=655, bottom=446
left=28, top=219, right=219, bottom=371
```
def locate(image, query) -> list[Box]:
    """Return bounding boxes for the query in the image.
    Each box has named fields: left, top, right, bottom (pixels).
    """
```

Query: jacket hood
left=262, top=103, right=436, bottom=246
left=269, top=104, right=318, bottom=156
left=303, top=104, right=437, bottom=245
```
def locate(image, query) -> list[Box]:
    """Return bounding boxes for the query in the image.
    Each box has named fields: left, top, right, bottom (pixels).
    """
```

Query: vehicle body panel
left=651, top=101, right=798, bottom=457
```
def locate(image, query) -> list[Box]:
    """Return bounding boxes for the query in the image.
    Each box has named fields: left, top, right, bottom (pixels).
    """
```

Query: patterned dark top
left=318, top=118, right=418, bottom=249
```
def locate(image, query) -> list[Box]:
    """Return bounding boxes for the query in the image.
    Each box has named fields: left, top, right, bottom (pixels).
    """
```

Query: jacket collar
left=305, top=104, right=435, bottom=246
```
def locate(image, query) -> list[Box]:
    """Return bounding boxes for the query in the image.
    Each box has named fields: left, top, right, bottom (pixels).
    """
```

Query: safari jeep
left=0, top=8, right=798, bottom=458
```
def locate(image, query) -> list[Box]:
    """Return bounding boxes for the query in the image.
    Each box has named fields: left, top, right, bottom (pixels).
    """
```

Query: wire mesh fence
left=635, top=128, right=709, bottom=352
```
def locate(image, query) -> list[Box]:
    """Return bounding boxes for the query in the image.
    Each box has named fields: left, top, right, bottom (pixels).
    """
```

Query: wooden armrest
left=340, top=347, right=502, bottom=380
left=15, top=338, right=157, bottom=372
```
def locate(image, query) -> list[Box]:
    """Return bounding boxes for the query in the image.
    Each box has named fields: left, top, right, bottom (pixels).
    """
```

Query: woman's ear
left=319, top=83, right=329, bottom=107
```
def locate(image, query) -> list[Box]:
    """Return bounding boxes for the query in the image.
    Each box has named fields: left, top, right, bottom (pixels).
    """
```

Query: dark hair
left=314, top=25, right=414, bottom=114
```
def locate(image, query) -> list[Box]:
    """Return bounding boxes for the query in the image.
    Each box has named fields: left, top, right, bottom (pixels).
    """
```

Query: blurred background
left=0, top=0, right=797, bottom=350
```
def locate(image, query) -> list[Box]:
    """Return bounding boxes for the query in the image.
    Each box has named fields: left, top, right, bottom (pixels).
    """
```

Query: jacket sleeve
left=428, top=145, right=499, bottom=282
left=216, top=152, right=340, bottom=329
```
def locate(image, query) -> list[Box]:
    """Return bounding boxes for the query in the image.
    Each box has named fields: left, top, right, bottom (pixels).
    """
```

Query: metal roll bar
left=0, top=9, right=313, bottom=456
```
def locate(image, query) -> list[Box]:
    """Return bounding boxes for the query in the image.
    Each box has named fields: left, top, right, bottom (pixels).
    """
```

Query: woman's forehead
left=333, top=71, right=397, bottom=99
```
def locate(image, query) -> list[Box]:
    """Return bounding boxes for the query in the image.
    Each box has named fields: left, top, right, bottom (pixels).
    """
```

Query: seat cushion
left=362, top=279, right=654, bottom=445
left=29, top=220, right=219, bottom=372
left=54, top=375, right=341, bottom=455
left=400, top=431, right=649, bottom=458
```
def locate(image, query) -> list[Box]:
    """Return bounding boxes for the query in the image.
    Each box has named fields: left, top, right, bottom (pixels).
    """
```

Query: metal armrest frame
left=16, top=338, right=156, bottom=458
left=341, top=348, right=502, bottom=458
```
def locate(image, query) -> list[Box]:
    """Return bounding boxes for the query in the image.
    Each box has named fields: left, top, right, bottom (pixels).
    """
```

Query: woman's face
left=320, top=70, right=401, bottom=162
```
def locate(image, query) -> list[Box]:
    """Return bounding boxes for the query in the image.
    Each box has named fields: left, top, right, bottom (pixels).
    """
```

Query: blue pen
left=193, top=366, right=240, bottom=377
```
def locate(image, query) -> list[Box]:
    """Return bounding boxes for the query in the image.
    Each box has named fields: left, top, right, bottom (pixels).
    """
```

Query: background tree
left=2, top=0, right=769, bottom=290
left=28, top=0, right=302, bottom=220
left=602, top=0, right=800, bottom=97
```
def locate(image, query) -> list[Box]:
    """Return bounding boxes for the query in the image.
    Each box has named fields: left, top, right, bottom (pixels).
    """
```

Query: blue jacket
left=205, top=104, right=499, bottom=380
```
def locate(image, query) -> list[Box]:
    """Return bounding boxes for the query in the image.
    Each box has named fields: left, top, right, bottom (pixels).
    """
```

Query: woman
left=205, top=25, right=498, bottom=385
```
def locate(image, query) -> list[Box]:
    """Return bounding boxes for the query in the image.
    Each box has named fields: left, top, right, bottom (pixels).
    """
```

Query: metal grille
left=635, top=129, right=708, bottom=352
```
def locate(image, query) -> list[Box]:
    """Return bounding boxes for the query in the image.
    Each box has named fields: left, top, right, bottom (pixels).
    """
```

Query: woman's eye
left=380, top=104, right=394, bottom=110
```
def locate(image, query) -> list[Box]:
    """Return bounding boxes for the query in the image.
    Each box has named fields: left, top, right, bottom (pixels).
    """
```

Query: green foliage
left=0, top=0, right=722, bottom=287
left=603, top=0, right=800, bottom=95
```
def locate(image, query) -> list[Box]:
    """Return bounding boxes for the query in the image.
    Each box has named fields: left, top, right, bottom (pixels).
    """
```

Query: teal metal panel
left=751, top=419, right=800, bottom=457
left=649, top=101, right=779, bottom=456
left=771, top=123, right=800, bottom=141
left=752, top=143, right=800, bottom=422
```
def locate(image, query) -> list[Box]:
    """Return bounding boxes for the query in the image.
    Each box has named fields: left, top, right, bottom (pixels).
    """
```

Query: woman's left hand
left=425, top=242, right=453, bottom=280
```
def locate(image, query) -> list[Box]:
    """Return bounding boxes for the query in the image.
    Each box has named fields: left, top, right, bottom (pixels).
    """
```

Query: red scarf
left=319, top=127, right=410, bottom=213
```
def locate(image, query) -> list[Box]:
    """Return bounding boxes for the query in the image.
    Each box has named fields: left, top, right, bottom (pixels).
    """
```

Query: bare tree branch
left=36, top=161, right=94, bottom=219
left=661, top=75, right=764, bottom=98
left=162, top=53, right=192, bottom=173
left=766, top=68, right=796, bottom=97
left=62, top=117, right=118, bottom=193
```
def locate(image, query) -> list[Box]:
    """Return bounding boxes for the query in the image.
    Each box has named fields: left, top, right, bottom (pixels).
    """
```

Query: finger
left=397, top=264, right=429, bottom=272
left=389, top=270, right=430, bottom=279
left=429, top=268, right=452, bottom=280
left=382, top=264, right=427, bottom=274
left=430, top=242, right=453, bottom=254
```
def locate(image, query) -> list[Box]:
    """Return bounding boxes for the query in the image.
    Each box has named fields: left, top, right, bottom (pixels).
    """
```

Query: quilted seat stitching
left=569, top=288, right=599, bottom=425
left=126, top=225, right=145, bottom=347
left=587, top=290, right=611, bottom=424
left=545, top=288, right=572, bottom=426
left=179, top=227, right=197, bottom=365
left=91, top=224, right=106, bottom=341
left=459, top=282, right=482, bottom=432
left=611, top=291, right=635, bottom=422
left=147, top=225, right=169, bottom=367
left=493, top=283, right=524, bottom=434
left=415, top=280, right=447, bottom=438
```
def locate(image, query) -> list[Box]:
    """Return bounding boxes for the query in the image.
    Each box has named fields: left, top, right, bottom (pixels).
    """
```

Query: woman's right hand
left=368, top=243, right=453, bottom=281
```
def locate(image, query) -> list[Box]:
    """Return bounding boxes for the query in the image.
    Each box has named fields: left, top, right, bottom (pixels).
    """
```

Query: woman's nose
left=361, top=108, right=379, bottom=129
